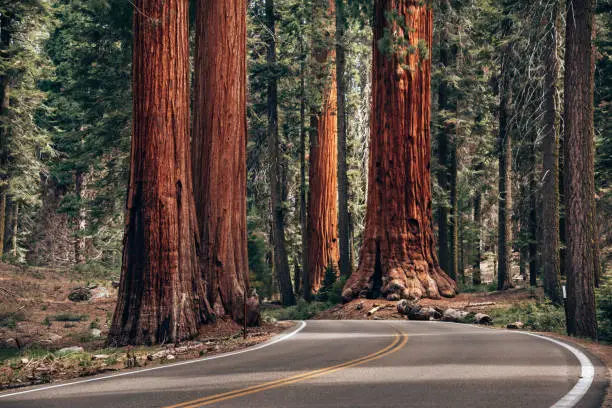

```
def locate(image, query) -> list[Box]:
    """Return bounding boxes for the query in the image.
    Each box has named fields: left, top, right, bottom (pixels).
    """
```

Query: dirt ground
left=0, top=262, right=290, bottom=390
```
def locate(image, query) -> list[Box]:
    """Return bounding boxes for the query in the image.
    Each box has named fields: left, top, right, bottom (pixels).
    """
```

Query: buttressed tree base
left=342, top=0, right=456, bottom=302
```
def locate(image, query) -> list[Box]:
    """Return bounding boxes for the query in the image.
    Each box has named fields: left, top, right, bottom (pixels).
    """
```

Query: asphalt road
left=0, top=320, right=607, bottom=408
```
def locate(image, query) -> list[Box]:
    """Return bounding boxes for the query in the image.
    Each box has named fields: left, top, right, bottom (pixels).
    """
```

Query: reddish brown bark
left=109, top=0, right=212, bottom=346
left=563, top=0, right=597, bottom=339
left=193, top=0, right=250, bottom=320
left=306, top=0, right=340, bottom=298
left=342, top=0, right=456, bottom=301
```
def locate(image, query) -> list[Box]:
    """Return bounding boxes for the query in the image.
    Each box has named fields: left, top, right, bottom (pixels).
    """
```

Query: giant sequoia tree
left=306, top=0, right=340, bottom=298
left=563, top=0, right=597, bottom=339
left=541, top=1, right=561, bottom=303
left=109, top=0, right=212, bottom=346
left=192, top=0, right=250, bottom=320
left=342, top=0, right=456, bottom=301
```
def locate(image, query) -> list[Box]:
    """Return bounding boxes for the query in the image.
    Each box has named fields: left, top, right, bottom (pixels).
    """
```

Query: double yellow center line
left=165, top=328, right=408, bottom=408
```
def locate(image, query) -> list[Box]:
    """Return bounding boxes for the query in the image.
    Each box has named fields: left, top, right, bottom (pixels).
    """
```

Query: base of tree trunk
left=342, top=238, right=456, bottom=302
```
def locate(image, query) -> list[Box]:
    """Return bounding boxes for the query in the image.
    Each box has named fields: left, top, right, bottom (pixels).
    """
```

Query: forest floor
left=0, top=262, right=291, bottom=390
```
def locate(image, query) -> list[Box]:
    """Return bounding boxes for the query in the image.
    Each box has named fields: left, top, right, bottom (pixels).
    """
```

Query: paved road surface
left=0, top=320, right=607, bottom=407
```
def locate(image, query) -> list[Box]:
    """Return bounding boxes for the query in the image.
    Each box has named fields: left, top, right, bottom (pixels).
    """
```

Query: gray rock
left=474, top=313, right=492, bottom=325
left=396, top=299, right=417, bottom=315
left=68, top=287, right=91, bottom=302
left=165, top=354, right=175, bottom=360
left=90, top=286, right=110, bottom=300
left=442, top=308, right=469, bottom=322
left=92, top=354, right=110, bottom=360
left=57, top=346, right=84, bottom=354
left=4, top=338, right=18, bottom=348
left=90, top=328, right=102, bottom=337
left=507, top=321, right=524, bottom=330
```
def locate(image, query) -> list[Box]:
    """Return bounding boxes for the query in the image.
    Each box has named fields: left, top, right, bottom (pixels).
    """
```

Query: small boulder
left=68, top=287, right=91, bottom=302
left=3, top=338, right=18, bottom=348
left=473, top=313, right=492, bottom=325
left=47, top=333, right=63, bottom=343
left=20, top=358, right=29, bottom=364
left=507, top=321, right=524, bottom=330
left=420, top=306, right=442, bottom=320
left=57, top=346, right=84, bottom=354
left=90, top=286, right=110, bottom=301
left=396, top=299, right=417, bottom=315
left=442, top=308, right=469, bottom=322
left=165, top=355, right=175, bottom=361
left=92, top=354, right=110, bottom=361
left=90, top=329, right=102, bottom=337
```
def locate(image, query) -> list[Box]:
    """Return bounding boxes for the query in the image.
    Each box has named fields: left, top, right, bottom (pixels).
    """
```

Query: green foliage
left=315, top=265, right=337, bottom=302
left=0, top=307, right=25, bottom=329
left=51, top=313, right=88, bottom=322
left=596, top=279, right=612, bottom=343
left=263, top=299, right=331, bottom=321
left=248, top=230, right=273, bottom=300
left=488, top=300, right=565, bottom=333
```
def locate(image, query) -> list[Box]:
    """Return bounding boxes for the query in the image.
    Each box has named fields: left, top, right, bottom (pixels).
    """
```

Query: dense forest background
left=0, top=0, right=610, bottom=330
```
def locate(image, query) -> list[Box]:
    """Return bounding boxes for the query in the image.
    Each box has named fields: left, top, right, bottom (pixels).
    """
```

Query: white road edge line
left=519, top=331, right=595, bottom=408
left=420, top=320, right=595, bottom=407
left=0, top=320, right=307, bottom=399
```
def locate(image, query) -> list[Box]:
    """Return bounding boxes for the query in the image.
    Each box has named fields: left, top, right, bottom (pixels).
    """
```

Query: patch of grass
left=0, top=304, right=26, bottom=328
left=51, top=313, right=88, bottom=322
left=89, top=319, right=100, bottom=330
left=596, top=278, right=612, bottom=343
left=458, top=281, right=498, bottom=293
left=263, top=299, right=332, bottom=321
left=72, top=261, right=119, bottom=281
left=488, top=300, right=565, bottom=333
left=42, top=316, right=52, bottom=327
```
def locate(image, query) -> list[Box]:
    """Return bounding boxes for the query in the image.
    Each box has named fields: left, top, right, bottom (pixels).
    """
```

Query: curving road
left=0, top=320, right=607, bottom=408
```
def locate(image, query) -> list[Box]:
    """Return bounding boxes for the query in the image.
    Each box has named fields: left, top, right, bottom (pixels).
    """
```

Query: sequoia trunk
left=306, top=0, right=340, bottom=298
left=266, top=0, right=296, bottom=306
left=336, top=0, right=351, bottom=279
left=563, top=0, right=597, bottom=339
left=497, top=21, right=514, bottom=291
left=109, top=0, right=212, bottom=346
left=193, top=0, right=251, bottom=318
left=472, top=191, right=482, bottom=285
left=342, top=0, right=456, bottom=301
left=0, top=188, right=5, bottom=257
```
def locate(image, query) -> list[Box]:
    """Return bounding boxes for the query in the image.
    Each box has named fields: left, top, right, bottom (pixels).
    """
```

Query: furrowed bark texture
left=563, top=0, right=597, bottom=339
left=11, top=202, right=17, bottom=256
left=528, top=130, right=538, bottom=287
left=336, top=0, right=351, bottom=279
left=299, top=30, right=308, bottom=297
left=497, top=27, right=514, bottom=291
left=0, top=188, right=5, bottom=257
left=306, top=0, right=340, bottom=297
left=193, top=0, right=250, bottom=319
left=266, top=0, right=295, bottom=306
left=342, top=0, right=456, bottom=301
left=109, top=0, right=212, bottom=346
left=472, top=191, right=482, bottom=285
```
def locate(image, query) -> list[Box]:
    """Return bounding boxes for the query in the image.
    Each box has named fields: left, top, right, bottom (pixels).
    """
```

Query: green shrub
left=0, top=305, right=26, bottom=328
left=488, top=300, right=565, bottom=333
left=263, top=299, right=330, bottom=321
left=52, top=313, right=88, bottom=322
left=316, top=265, right=338, bottom=302
left=596, top=281, right=612, bottom=343
left=89, top=319, right=100, bottom=330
